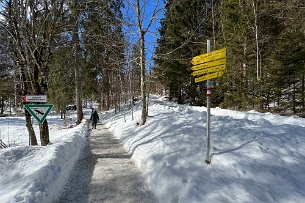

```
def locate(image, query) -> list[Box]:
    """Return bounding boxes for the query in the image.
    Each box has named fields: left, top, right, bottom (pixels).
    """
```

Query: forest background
left=0, top=0, right=304, bottom=145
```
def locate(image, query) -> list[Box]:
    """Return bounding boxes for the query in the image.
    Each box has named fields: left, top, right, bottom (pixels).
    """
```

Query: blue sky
left=122, top=0, right=165, bottom=69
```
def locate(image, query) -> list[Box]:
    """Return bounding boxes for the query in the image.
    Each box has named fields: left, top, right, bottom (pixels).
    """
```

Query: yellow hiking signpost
left=194, top=71, right=224, bottom=83
left=191, top=48, right=226, bottom=83
left=191, top=48, right=226, bottom=65
left=191, top=58, right=226, bottom=71
left=192, top=65, right=226, bottom=77
left=191, top=42, right=227, bottom=164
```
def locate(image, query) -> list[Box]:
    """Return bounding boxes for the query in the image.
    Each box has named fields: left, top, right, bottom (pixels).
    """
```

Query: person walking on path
left=90, top=109, right=99, bottom=129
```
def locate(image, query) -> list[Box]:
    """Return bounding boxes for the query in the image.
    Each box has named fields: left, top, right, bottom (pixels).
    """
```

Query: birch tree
left=126, top=0, right=163, bottom=125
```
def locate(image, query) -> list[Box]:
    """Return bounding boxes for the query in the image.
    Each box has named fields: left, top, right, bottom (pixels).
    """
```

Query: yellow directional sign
left=192, top=48, right=226, bottom=65
left=191, top=58, right=226, bottom=71
left=192, top=65, right=226, bottom=76
left=195, top=71, right=224, bottom=83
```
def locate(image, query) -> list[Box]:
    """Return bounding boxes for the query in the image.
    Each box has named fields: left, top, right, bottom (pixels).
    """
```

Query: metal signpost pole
left=205, top=40, right=211, bottom=164
left=191, top=42, right=226, bottom=164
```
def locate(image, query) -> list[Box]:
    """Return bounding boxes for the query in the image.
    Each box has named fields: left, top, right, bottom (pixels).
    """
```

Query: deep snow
left=0, top=113, right=89, bottom=203
left=1, top=95, right=305, bottom=203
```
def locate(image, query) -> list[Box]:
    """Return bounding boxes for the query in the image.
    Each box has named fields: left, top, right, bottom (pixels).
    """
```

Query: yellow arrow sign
left=191, top=58, right=226, bottom=71
left=192, top=65, right=226, bottom=76
left=195, top=71, right=224, bottom=83
left=192, top=48, right=226, bottom=65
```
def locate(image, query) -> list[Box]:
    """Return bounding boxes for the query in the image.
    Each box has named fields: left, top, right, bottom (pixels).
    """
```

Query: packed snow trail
left=59, top=123, right=158, bottom=203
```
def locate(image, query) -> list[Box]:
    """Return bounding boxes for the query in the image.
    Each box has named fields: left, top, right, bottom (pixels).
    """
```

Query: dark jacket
left=90, top=110, right=99, bottom=123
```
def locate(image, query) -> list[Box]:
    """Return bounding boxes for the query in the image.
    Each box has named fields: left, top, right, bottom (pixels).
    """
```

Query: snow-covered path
left=59, top=123, right=158, bottom=203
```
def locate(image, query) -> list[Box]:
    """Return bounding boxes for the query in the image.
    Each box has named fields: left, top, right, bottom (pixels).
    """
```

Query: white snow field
left=1, top=95, right=305, bottom=202
left=0, top=112, right=89, bottom=203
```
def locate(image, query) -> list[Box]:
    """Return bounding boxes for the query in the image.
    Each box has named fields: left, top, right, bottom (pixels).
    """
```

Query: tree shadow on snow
left=58, top=131, right=97, bottom=202
left=210, top=137, right=259, bottom=158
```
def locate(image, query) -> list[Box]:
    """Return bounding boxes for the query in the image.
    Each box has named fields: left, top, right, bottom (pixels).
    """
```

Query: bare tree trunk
left=114, top=92, right=117, bottom=114
left=25, top=110, right=37, bottom=145
left=104, top=69, right=110, bottom=111
left=133, top=0, right=161, bottom=125
left=277, top=90, right=281, bottom=111
left=75, top=54, right=83, bottom=124
left=21, top=64, right=38, bottom=145
left=39, top=120, right=49, bottom=146
left=116, top=70, right=121, bottom=113
left=301, top=73, right=305, bottom=111
left=72, top=6, right=83, bottom=124
left=242, top=36, right=247, bottom=108
left=139, top=31, right=147, bottom=125
left=129, top=70, right=134, bottom=120
left=252, top=0, right=260, bottom=80
left=211, top=0, right=216, bottom=48
left=147, top=91, right=149, bottom=116
left=110, top=72, right=114, bottom=110
left=100, top=91, right=104, bottom=111
left=0, top=98, right=4, bottom=114
left=292, top=82, right=296, bottom=114
left=118, top=68, right=125, bottom=113
left=220, top=1, right=227, bottom=44
left=39, top=97, right=50, bottom=144
left=146, top=71, right=152, bottom=116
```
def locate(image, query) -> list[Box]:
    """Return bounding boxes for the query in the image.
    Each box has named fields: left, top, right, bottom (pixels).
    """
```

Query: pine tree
left=155, top=0, right=305, bottom=116
left=155, top=0, right=216, bottom=104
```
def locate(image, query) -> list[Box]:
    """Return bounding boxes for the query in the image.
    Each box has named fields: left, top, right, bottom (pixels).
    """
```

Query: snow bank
left=103, top=98, right=305, bottom=203
left=154, top=97, right=305, bottom=127
left=1, top=99, right=305, bottom=203
left=211, top=107, right=305, bottom=127
left=0, top=120, right=88, bottom=203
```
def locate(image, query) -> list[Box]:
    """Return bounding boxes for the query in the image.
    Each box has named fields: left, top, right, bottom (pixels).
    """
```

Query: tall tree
left=81, top=0, right=125, bottom=112
left=48, top=0, right=125, bottom=116
left=155, top=0, right=216, bottom=105
left=0, top=28, right=14, bottom=115
left=0, top=0, right=68, bottom=145
left=70, top=0, right=84, bottom=124
left=132, top=0, right=163, bottom=125
left=155, top=0, right=305, bottom=116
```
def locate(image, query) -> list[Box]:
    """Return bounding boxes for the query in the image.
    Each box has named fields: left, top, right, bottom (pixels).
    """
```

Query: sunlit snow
left=1, top=95, right=305, bottom=203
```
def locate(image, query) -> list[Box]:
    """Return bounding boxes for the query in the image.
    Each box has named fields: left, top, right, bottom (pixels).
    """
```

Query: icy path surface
left=59, top=123, right=158, bottom=203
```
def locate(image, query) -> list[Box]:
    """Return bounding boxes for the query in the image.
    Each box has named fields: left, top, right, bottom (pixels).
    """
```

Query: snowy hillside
left=1, top=95, right=305, bottom=202
left=105, top=96, right=305, bottom=203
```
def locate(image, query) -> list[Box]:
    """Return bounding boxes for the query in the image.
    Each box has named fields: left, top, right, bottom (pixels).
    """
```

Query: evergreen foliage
left=155, top=0, right=305, bottom=116
left=0, top=0, right=303, bottom=125
left=155, top=0, right=218, bottom=105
